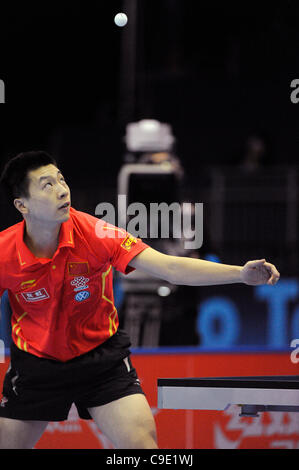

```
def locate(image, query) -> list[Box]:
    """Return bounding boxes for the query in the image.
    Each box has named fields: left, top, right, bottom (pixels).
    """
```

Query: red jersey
left=0, top=208, right=148, bottom=361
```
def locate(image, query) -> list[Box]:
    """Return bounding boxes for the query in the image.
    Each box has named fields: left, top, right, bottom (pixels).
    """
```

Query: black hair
left=0, top=151, right=57, bottom=200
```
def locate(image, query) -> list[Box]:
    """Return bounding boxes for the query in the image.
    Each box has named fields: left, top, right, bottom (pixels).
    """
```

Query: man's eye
left=44, top=182, right=52, bottom=188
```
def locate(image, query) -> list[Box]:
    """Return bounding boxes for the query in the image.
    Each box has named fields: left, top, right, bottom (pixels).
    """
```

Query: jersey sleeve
left=75, top=210, right=149, bottom=275
left=95, top=219, right=149, bottom=274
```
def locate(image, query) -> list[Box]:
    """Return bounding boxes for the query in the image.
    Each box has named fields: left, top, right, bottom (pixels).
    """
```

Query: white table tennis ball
left=114, top=13, right=128, bottom=27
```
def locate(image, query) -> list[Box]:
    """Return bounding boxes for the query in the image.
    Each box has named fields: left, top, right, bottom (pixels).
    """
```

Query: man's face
left=19, top=164, right=71, bottom=224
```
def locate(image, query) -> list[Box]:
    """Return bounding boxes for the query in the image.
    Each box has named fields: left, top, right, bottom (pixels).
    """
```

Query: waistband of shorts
left=10, top=329, right=132, bottom=364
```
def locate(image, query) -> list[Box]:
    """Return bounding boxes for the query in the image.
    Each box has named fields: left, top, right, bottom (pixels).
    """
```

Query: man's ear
left=14, top=198, right=28, bottom=215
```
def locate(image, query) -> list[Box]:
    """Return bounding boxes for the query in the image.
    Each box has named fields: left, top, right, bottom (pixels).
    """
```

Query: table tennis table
left=157, top=376, right=299, bottom=417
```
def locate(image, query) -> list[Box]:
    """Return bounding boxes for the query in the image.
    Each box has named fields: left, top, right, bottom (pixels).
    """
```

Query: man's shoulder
left=0, top=222, right=22, bottom=260
left=70, top=207, right=125, bottom=247
left=0, top=221, right=22, bottom=243
left=70, top=207, right=122, bottom=234
left=70, top=207, right=102, bottom=232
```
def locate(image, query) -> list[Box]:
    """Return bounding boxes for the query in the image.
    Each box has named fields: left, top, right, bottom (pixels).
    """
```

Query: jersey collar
left=58, top=215, right=75, bottom=249
left=16, top=214, right=74, bottom=269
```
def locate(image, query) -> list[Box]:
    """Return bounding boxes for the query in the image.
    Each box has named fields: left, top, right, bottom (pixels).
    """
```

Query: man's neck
left=24, top=218, right=62, bottom=259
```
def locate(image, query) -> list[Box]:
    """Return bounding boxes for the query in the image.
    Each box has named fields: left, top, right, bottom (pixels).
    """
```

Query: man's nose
left=57, top=185, right=69, bottom=199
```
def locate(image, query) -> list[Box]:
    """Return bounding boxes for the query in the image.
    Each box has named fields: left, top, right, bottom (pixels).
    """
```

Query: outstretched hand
left=240, top=259, right=280, bottom=286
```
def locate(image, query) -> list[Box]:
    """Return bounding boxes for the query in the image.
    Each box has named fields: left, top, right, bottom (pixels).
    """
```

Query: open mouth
left=58, top=202, right=70, bottom=210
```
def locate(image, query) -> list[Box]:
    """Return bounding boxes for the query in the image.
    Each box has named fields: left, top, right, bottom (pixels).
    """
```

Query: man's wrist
left=233, top=265, right=243, bottom=283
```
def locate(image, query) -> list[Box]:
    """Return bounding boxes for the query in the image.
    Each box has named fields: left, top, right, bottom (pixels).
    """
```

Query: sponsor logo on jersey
left=21, top=288, right=50, bottom=302
left=71, top=276, right=89, bottom=292
left=120, top=235, right=137, bottom=251
left=20, top=279, right=37, bottom=290
left=75, top=291, right=90, bottom=302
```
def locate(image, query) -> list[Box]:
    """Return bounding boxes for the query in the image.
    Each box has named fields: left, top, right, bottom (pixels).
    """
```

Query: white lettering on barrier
left=214, top=406, right=299, bottom=449
left=290, top=339, right=299, bottom=364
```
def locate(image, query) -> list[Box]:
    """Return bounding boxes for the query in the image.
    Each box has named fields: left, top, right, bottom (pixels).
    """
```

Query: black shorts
left=0, top=329, right=145, bottom=422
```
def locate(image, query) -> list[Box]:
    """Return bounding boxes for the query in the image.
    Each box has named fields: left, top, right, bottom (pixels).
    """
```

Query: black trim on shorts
left=0, top=329, right=145, bottom=421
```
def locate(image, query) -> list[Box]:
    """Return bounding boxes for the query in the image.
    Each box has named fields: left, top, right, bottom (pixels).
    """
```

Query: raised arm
left=128, top=247, right=280, bottom=287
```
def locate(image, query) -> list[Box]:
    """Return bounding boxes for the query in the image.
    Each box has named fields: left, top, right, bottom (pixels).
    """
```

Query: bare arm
left=128, top=247, right=280, bottom=287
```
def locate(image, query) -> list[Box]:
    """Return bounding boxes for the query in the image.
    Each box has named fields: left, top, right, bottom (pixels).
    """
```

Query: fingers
left=246, top=259, right=266, bottom=269
left=264, top=261, right=280, bottom=285
left=247, top=259, right=266, bottom=267
left=245, top=259, right=280, bottom=286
